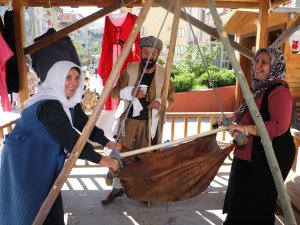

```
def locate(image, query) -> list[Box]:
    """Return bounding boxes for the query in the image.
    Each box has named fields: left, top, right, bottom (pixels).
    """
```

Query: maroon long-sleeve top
left=234, top=85, right=293, bottom=161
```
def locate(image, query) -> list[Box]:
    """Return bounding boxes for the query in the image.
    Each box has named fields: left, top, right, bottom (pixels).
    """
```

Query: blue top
left=0, top=101, right=63, bottom=225
left=0, top=100, right=109, bottom=225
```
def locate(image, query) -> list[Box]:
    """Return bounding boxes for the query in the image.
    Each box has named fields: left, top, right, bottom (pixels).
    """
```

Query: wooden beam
left=13, top=0, right=28, bottom=110
left=19, top=0, right=261, bottom=8
left=32, top=0, right=153, bottom=224
left=270, top=0, right=290, bottom=9
left=270, top=16, right=300, bottom=48
left=9, top=0, right=288, bottom=8
left=157, top=0, right=183, bottom=144
left=24, top=0, right=136, bottom=55
left=154, top=0, right=255, bottom=59
left=255, top=0, right=269, bottom=50
left=205, top=0, right=297, bottom=224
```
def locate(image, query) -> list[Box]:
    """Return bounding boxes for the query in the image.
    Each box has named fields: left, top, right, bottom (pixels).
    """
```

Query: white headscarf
left=24, top=61, right=83, bottom=124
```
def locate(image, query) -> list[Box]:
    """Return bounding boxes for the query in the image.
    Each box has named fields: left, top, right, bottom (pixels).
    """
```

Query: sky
left=61, top=6, right=122, bottom=26
left=61, top=6, right=121, bottom=17
left=61, top=7, right=100, bottom=17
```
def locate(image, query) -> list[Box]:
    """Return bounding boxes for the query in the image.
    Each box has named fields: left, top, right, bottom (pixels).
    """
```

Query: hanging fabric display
left=97, top=12, right=141, bottom=110
left=30, top=28, right=81, bottom=82
left=4, top=10, right=19, bottom=94
left=0, top=17, right=5, bottom=36
left=0, top=34, right=13, bottom=112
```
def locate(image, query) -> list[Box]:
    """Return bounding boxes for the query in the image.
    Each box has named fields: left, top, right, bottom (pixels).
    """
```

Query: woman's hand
left=217, top=117, right=224, bottom=126
left=217, top=113, right=237, bottom=126
left=99, top=156, right=119, bottom=172
left=228, top=124, right=246, bottom=136
left=105, top=141, right=122, bottom=151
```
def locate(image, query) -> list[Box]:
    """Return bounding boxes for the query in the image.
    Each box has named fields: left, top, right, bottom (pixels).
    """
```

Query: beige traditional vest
left=115, top=62, right=165, bottom=119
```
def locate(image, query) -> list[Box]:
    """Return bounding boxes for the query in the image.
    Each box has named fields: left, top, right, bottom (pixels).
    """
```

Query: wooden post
left=205, top=0, right=296, bottom=224
left=157, top=0, right=183, bottom=144
left=32, top=1, right=153, bottom=224
left=255, top=0, right=269, bottom=50
left=13, top=0, right=28, bottom=110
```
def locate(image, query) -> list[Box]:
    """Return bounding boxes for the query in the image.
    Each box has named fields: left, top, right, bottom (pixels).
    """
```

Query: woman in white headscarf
left=0, top=61, right=121, bottom=225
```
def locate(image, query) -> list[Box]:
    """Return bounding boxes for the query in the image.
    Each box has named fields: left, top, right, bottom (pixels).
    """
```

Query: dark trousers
left=43, top=192, right=65, bottom=225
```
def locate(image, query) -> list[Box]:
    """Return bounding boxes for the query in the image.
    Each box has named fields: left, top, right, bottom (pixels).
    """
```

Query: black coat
left=30, top=28, right=81, bottom=82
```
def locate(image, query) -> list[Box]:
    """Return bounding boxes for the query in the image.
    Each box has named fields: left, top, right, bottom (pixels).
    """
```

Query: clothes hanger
left=48, top=0, right=54, bottom=28
left=109, top=0, right=130, bottom=19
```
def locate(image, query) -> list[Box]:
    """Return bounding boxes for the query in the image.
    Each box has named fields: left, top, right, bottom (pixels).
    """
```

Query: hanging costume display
left=97, top=12, right=141, bottom=110
left=0, top=17, right=5, bottom=35
left=0, top=34, right=13, bottom=112
left=30, top=28, right=81, bottom=82
left=4, top=10, right=19, bottom=94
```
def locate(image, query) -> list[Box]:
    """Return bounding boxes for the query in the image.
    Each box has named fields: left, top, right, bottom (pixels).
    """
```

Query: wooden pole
left=154, top=0, right=255, bottom=60
left=205, top=0, right=296, bottom=224
left=32, top=1, right=153, bottom=224
left=121, top=127, right=227, bottom=158
left=157, top=0, right=183, bottom=144
left=270, top=16, right=300, bottom=48
left=13, top=0, right=28, bottom=110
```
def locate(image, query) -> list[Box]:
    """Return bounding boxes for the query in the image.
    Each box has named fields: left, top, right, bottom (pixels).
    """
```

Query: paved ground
left=62, top=164, right=228, bottom=225
left=62, top=163, right=286, bottom=225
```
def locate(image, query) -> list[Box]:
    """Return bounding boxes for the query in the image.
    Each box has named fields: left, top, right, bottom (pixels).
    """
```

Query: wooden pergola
left=0, top=0, right=291, bottom=109
left=0, top=0, right=297, bottom=224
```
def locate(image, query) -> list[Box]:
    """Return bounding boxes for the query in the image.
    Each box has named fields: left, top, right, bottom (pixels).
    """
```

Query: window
left=210, top=40, right=232, bottom=69
left=177, top=28, right=185, bottom=37
left=175, top=45, right=185, bottom=54
left=141, top=26, right=147, bottom=36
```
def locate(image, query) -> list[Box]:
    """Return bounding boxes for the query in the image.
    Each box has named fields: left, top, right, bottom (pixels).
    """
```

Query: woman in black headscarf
left=218, top=48, right=295, bottom=225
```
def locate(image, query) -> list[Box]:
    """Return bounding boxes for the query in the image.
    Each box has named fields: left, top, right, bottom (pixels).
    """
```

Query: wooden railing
left=290, top=128, right=300, bottom=172
left=165, top=112, right=300, bottom=172
left=165, top=112, right=231, bottom=141
left=1, top=113, right=299, bottom=172
left=0, top=119, right=19, bottom=139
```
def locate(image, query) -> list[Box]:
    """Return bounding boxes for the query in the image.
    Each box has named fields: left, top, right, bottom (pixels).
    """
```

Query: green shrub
left=171, top=63, right=185, bottom=79
left=171, top=72, right=195, bottom=92
left=198, top=69, right=236, bottom=88
left=181, top=43, right=221, bottom=77
left=191, top=84, right=207, bottom=90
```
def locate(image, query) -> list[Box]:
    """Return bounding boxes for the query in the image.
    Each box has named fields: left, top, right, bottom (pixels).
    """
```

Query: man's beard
left=141, top=58, right=157, bottom=69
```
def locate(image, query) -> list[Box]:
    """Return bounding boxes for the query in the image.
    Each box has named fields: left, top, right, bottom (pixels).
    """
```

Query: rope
left=182, top=7, right=248, bottom=146
left=182, top=7, right=227, bottom=120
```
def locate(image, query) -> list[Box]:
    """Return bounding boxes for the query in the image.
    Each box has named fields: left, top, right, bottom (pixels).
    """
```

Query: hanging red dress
left=97, top=12, right=141, bottom=110
left=0, top=34, right=13, bottom=112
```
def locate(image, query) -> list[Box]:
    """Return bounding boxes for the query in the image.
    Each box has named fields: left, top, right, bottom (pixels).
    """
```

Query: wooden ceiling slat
left=0, top=0, right=289, bottom=9
left=224, top=11, right=292, bottom=36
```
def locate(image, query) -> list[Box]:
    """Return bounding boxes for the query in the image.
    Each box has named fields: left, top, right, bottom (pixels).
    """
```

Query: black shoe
left=101, top=188, right=124, bottom=205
